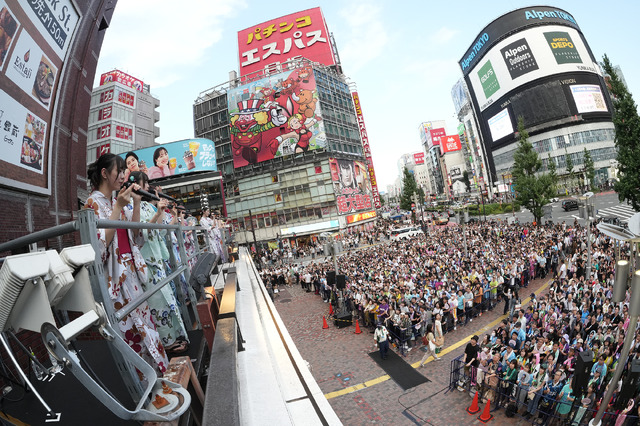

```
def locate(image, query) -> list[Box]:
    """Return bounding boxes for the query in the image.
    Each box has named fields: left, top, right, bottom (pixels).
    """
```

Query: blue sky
left=96, top=1, right=639, bottom=191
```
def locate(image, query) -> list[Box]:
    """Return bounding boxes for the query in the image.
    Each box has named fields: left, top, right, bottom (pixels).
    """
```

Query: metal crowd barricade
left=0, top=208, right=224, bottom=404
left=448, top=355, right=639, bottom=425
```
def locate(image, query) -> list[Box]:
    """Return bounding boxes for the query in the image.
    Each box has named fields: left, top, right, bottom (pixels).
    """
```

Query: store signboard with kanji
left=237, top=7, right=336, bottom=78
left=329, top=158, right=374, bottom=215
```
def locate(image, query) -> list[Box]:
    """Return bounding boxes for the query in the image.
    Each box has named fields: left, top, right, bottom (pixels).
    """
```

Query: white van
left=390, top=226, right=423, bottom=241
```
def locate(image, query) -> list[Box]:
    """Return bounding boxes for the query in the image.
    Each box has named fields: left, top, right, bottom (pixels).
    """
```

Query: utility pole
left=248, top=209, right=257, bottom=253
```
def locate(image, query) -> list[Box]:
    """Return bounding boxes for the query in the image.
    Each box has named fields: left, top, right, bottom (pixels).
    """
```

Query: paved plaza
left=274, top=260, right=551, bottom=425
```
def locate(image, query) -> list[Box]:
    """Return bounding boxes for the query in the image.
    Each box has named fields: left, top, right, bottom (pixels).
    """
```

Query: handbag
left=435, top=336, right=444, bottom=347
left=422, top=335, right=429, bottom=346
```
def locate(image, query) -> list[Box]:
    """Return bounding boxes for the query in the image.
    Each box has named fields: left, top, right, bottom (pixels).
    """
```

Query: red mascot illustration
left=230, top=99, right=287, bottom=164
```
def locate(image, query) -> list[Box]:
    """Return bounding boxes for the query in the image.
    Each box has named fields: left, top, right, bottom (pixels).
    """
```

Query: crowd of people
left=258, top=210, right=640, bottom=425
left=85, top=153, right=228, bottom=376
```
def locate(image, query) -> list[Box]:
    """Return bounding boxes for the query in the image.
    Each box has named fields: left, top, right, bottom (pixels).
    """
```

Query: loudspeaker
left=573, top=349, right=593, bottom=396
left=326, top=270, right=336, bottom=285
left=617, top=359, right=640, bottom=409
left=334, top=312, right=352, bottom=328
left=336, top=274, right=346, bottom=289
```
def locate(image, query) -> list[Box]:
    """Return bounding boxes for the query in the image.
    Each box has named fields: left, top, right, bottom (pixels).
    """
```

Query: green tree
left=547, top=154, right=558, bottom=196
left=512, top=117, right=556, bottom=224
left=462, top=170, right=472, bottom=193
left=582, top=148, right=595, bottom=190
left=565, top=148, right=574, bottom=193
left=602, top=55, right=640, bottom=210
left=400, top=167, right=419, bottom=211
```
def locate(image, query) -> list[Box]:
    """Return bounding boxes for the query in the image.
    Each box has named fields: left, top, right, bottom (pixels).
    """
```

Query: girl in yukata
left=129, top=172, right=189, bottom=355
left=199, top=207, right=224, bottom=260
left=84, top=154, right=168, bottom=375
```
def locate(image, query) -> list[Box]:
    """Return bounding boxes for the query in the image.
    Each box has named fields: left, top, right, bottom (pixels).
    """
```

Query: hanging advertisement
left=227, top=66, right=326, bottom=168
left=118, top=138, right=217, bottom=181
left=0, top=0, right=79, bottom=191
left=440, top=135, right=462, bottom=154
left=237, top=7, right=335, bottom=78
left=352, top=91, right=381, bottom=208
left=413, top=152, right=425, bottom=165
left=100, top=70, right=144, bottom=93
left=329, top=158, right=373, bottom=215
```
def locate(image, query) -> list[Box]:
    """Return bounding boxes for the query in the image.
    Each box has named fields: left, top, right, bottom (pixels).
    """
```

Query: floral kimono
left=84, top=191, right=168, bottom=374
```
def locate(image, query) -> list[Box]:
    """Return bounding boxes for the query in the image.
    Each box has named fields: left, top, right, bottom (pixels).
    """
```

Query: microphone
left=122, top=177, right=160, bottom=201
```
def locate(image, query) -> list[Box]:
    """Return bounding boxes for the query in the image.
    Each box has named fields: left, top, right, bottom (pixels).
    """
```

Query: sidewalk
left=275, top=269, right=551, bottom=425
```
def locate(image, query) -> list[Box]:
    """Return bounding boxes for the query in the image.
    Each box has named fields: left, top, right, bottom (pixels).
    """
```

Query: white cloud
left=96, top=0, right=245, bottom=88
left=429, top=27, right=457, bottom=44
left=336, top=3, right=389, bottom=74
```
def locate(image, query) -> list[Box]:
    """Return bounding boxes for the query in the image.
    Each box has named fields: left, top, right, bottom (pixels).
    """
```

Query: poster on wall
left=0, top=0, right=79, bottom=192
left=329, top=158, right=373, bottom=215
left=227, top=66, right=326, bottom=168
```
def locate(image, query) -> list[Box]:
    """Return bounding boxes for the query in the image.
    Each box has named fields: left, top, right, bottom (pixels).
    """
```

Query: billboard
left=0, top=0, right=79, bottom=191
left=429, top=128, right=446, bottom=146
left=451, top=79, right=468, bottom=115
left=118, top=138, right=217, bottom=181
left=413, top=152, right=425, bottom=165
left=329, top=158, right=373, bottom=215
left=100, top=70, right=144, bottom=93
left=227, top=67, right=326, bottom=168
left=440, top=135, right=462, bottom=154
left=352, top=91, right=381, bottom=208
left=468, top=25, right=598, bottom=112
left=346, top=211, right=377, bottom=224
left=237, top=7, right=336, bottom=78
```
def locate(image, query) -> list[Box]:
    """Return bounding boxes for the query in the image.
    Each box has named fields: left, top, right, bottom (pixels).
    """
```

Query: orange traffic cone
left=329, top=304, right=334, bottom=316
left=354, top=320, right=362, bottom=334
left=466, top=391, right=480, bottom=414
left=322, top=316, right=329, bottom=329
left=477, top=399, right=493, bottom=423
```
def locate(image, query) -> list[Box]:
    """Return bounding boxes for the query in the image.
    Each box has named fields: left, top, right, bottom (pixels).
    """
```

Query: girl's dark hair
left=129, top=171, right=149, bottom=187
left=125, top=151, right=139, bottom=163
left=87, top=153, right=126, bottom=190
left=153, top=147, right=168, bottom=166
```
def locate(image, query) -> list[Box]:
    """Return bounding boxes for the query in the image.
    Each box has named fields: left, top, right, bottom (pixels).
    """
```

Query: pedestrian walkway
left=595, top=203, right=637, bottom=222
left=274, top=270, right=552, bottom=425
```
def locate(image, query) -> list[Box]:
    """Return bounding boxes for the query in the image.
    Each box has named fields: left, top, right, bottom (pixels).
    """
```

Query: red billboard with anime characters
left=237, top=8, right=336, bottom=78
left=227, top=65, right=326, bottom=168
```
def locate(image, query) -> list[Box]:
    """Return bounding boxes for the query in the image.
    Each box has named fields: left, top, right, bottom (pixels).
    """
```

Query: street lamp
left=590, top=220, right=640, bottom=426
left=578, top=192, right=594, bottom=279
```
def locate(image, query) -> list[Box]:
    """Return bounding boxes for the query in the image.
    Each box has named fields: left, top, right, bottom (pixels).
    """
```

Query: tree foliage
left=582, top=148, right=595, bottom=190
left=462, top=170, right=472, bottom=193
left=547, top=154, right=558, bottom=195
left=602, top=55, right=640, bottom=210
left=400, top=167, right=419, bottom=211
left=512, top=117, right=556, bottom=224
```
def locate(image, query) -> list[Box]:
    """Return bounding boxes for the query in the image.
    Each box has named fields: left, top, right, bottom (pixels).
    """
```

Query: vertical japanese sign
left=351, top=91, right=381, bottom=209
left=0, top=0, right=79, bottom=190
left=329, top=158, right=373, bottom=215
left=237, top=7, right=336, bottom=78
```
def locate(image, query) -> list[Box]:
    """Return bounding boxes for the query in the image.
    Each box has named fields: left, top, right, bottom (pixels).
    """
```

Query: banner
left=413, top=152, right=425, bottom=165
left=440, top=135, right=462, bottom=154
left=100, top=70, right=144, bottom=92
left=429, top=128, right=446, bottom=146
left=352, top=91, right=381, bottom=208
left=118, top=138, right=217, bottom=181
left=329, top=158, right=373, bottom=215
left=237, top=7, right=335, bottom=78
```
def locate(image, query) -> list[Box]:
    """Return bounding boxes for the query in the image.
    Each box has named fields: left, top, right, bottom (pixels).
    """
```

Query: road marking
left=323, top=279, right=553, bottom=400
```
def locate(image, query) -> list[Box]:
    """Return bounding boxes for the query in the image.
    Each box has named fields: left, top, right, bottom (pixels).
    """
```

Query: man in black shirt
left=464, top=335, right=480, bottom=386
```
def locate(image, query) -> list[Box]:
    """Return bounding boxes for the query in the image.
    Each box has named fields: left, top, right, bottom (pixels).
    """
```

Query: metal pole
left=332, top=239, right=339, bottom=275
left=590, top=311, right=638, bottom=425
left=248, top=209, right=257, bottom=253
left=586, top=200, right=592, bottom=279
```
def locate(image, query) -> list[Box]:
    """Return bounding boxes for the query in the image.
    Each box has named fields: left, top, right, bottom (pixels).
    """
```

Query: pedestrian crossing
left=571, top=204, right=638, bottom=222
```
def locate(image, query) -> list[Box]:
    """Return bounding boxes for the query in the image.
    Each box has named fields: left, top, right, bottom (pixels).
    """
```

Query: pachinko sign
left=100, top=70, right=144, bottom=93
left=329, top=158, right=373, bottom=215
left=227, top=66, right=326, bottom=168
left=237, top=7, right=336, bottom=77
left=352, top=91, right=381, bottom=208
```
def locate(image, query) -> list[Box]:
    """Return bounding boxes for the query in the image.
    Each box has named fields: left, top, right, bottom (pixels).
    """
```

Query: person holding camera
left=374, top=323, right=390, bottom=360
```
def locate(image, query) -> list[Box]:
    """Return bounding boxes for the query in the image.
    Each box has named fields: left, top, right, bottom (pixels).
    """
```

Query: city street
left=459, top=191, right=637, bottom=226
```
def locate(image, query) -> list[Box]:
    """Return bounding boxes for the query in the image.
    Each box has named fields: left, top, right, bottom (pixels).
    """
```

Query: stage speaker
left=617, top=358, right=640, bottom=409
left=326, top=270, right=336, bottom=285
left=336, top=274, right=346, bottom=289
left=334, top=312, right=352, bottom=328
left=573, top=348, right=593, bottom=396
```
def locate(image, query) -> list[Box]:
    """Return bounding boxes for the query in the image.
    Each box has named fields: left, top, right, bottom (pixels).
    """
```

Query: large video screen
left=329, top=158, right=373, bottom=215
left=227, top=66, right=327, bottom=168
left=468, top=25, right=599, bottom=112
